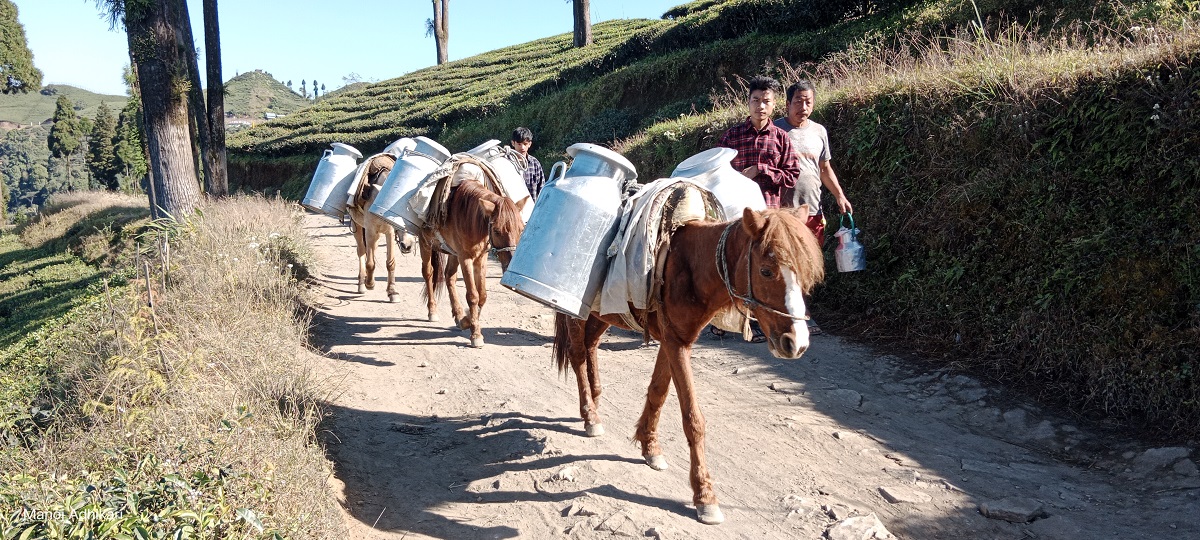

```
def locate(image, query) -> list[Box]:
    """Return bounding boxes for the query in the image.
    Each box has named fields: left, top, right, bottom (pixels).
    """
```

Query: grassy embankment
left=230, top=0, right=1200, bottom=436
left=0, top=193, right=342, bottom=538
left=0, top=85, right=129, bottom=126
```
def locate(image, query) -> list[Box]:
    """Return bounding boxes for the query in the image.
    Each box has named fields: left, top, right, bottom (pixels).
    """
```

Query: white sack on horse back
left=598, top=178, right=723, bottom=328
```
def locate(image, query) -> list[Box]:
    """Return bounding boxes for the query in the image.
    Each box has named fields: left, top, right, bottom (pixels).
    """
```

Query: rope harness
left=715, top=221, right=810, bottom=322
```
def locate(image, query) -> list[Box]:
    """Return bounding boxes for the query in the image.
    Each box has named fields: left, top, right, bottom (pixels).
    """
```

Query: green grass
left=0, top=85, right=129, bottom=126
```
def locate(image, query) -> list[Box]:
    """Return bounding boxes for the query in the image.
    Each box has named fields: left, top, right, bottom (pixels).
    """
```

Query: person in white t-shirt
left=773, top=80, right=854, bottom=334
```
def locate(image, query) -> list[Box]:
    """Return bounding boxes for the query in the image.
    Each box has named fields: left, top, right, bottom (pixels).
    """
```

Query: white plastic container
left=833, top=214, right=866, bottom=272
left=670, top=147, right=766, bottom=220
left=301, top=143, right=363, bottom=216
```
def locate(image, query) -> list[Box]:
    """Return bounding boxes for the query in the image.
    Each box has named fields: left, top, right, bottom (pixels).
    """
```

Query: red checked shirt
left=717, top=118, right=801, bottom=208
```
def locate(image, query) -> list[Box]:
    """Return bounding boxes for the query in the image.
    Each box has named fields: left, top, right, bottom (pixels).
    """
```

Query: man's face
left=748, top=89, right=776, bottom=125
left=787, top=89, right=815, bottom=126
left=512, top=139, right=532, bottom=155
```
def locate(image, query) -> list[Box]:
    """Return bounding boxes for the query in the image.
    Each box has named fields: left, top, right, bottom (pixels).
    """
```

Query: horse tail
left=431, top=247, right=446, bottom=299
left=552, top=312, right=571, bottom=375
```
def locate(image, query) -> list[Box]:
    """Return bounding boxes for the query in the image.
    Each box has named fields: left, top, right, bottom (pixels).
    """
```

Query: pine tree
left=0, top=0, right=43, bottom=93
left=114, top=99, right=148, bottom=191
left=47, top=95, right=82, bottom=183
left=300, top=79, right=307, bottom=99
left=87, top=103, right=120, bottom=190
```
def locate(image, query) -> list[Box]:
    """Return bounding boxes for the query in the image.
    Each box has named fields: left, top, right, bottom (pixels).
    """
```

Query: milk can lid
left=566, top=143, right=638, bottom=181
left=414, top=136, right=452, bottom=162
left=466, top=139, right=501, bottom=157
left=382, top=138, right=417, bottom=157
left=670, top=147, right=735, bottom=178
left=330, top=143, right=363, bottom=160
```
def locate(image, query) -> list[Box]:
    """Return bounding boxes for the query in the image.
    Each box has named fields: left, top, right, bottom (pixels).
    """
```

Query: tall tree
left=101, top=0, right=202, bottom=219
left=0, top=0, right=42, bottom=93
left=202, top=0, right=227, bottom=196
left=87, top=103, right=120, bottom=190
left=47, top=95, right=82, bottom=183
left=427, top=0, right=449, bottom=65
left=573, top=0, right=591, bottom=47
left=115, top=99, right=148, bottom=190
left=300, top=79, right=307, bottom=98
left=174, top=0, right=211, bottom=198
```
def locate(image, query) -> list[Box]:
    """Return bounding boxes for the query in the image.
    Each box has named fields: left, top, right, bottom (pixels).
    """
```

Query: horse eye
left=760, top=267, right=773, bottom=278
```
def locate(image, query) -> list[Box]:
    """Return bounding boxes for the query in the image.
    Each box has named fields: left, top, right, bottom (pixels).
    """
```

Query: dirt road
left=303, top=213, right=1199, bottom=539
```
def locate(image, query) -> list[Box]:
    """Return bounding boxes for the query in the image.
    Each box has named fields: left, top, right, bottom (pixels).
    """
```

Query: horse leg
left=363, top=229, right=378, bottom=291
left=467, top=254, right=488, bottom=347
left=559, top=316, right=604, bottom=436
left=383, top=226, right=398, bottom=302
left=444, top=253, right=465, bottom=328
left=634, top=347, right=674, bottom=472
left=355, top=224, right=369, bottom=294
left=581, top=316, right=609, bottom=436
left=665, top=338, right=723, bottom=525
left=419, top=237, right=439, bottom=321
left=457, top=256, right=484, bottom=347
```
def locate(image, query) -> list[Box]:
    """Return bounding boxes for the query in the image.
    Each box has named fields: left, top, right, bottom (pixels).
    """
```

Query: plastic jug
left=833, top=213, right=865, bottom=272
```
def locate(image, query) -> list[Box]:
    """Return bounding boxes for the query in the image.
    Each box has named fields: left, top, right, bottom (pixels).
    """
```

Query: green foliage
left=88, top=103, right=120, bottom=190
left=114, top=99, right=149, bottom=191
left=0, top=0, right=42, bottom=94
left=47, top=96, right=81, bottom=160
left=1, top=124, right=51, bottom=215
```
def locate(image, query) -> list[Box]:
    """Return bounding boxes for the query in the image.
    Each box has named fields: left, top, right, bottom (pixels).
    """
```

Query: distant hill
left=221, top=70, right=311, bottom=120
left=0, top=84, right=129, bottom=126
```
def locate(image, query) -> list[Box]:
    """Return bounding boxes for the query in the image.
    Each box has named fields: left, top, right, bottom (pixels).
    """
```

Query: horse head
left=734, top=206, right=825, bottom=359
left=479, top=195, right=528, bottom=271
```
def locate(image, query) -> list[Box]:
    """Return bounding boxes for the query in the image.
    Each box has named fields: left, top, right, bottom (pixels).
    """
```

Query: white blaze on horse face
left=781, top=267, right=810, bottom=354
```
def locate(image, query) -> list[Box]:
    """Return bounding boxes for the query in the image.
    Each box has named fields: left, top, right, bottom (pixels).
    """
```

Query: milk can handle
left=547, top=161, right=567, bottom=186
left=839, top=212, right=856, bottom=232
left=321, top=149, right=333, bottom=159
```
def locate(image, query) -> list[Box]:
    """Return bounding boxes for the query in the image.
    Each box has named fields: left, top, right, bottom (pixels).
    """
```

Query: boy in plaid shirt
left=717, top=76, right=801, bottom=209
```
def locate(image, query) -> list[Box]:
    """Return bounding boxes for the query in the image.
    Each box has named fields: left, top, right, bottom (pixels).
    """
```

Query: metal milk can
left=345, top=139, right=415, bottom=208
left=367, top=136, right=451, bottom=231
left=466, top=139, right=535, bottom=223
left=301, top=142, right=363, bottom=216
left=501, top=143, right=638, bottom=319
left=670, top=147, right=766, bottom=220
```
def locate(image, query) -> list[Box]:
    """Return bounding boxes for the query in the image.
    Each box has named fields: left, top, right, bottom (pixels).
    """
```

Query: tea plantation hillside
left=221, top=70, right=311, bottom=120
left=228, top=0, right=1200, bottom=438
left=0, top=85, right=128, bottom=126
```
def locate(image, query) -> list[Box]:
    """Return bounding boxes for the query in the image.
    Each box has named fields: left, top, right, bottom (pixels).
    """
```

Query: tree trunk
left=573, top=0, right=592, bottom=47
left=203, top=0, right=227, bottom=196
left=175, top=0, right=212, bottom=197
left=432, top=0, right=449, bottom=64
left=128, top=53, right=159, bottom=218
left=126, top=0, right=202, bottom=219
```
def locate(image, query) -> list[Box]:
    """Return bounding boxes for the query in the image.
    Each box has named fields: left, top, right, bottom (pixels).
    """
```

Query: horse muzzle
left=768, top=331, right=809, bottom=359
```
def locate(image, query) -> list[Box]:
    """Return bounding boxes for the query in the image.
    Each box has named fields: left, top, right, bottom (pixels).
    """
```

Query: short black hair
left=511, top=127, right=533, bottom=143
left=747, top=76, right=782, bottom=98
left=786, top=80, right=816, bottom=103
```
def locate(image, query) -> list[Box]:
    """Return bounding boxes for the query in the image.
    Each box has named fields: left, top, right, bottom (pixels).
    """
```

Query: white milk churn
left=301, top=142, right=363, bottom=216
left=466, top=139, right=535, bottom=223
left=367, top=136, right=452, bottom=231
left=670, top=147, right=766, bottom=220
left=501, top=143, right=638, bottom=319
left=345, top=138, right=417, bottom=207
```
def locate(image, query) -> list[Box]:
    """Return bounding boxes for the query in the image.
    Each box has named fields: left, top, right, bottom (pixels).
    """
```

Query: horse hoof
left=387, top=294, right=398, bottom=303
left=696, top=504, right=725, bottom=525
left=585, top=423, right=604, bottom=437
left=470, top=336, right=485, bottom=348
left=428, top=314, right=439, bottom=323
left=644, top=454, right=668, bottom=471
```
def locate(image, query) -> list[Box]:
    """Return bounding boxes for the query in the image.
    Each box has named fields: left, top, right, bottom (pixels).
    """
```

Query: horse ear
left=478, top=199, right=497, bottom=217
left=793, top=204, right=810, bottom=218
left=515, top=196, right=529, bottom=213
left=742, top=207, right=766, bottom=237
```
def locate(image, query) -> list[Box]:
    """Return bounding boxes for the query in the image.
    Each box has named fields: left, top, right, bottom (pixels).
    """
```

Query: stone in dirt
left=1173, top=459, right=1199, bottom=476
left=978, top=497, right=1047, bottom=523
left=826, top=388, right=863, bottom=408
left=878, top=485, right=932, bottom=504
left=595, top=512, right=636, bottom=536
left=1002, top=408, right=1028, bottom=430
left=553, top=466, right=579, bottom=482
left=825, top=513, right=895, bottom=540
left=1025, top=515, right=1085, bottom=539
left=1131, top=447, right=1191, bottom=472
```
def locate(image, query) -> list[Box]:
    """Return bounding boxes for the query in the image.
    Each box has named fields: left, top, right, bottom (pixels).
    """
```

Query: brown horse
left=347, top=154, right=417, bottom=302
left=419, top=180, right=527, bottom=347
left=552, top=206, right=824, bottom=525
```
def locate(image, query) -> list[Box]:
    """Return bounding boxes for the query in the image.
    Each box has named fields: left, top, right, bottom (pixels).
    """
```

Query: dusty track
left=303, top=213, right=1199, bottom=539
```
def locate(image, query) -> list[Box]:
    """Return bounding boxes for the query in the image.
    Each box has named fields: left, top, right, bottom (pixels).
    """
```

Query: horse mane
left=448, top=181, right=523, bottom=240
left=759, top=209, right=825, bottom=294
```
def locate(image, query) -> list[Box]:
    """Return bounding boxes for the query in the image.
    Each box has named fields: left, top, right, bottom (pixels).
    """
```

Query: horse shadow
left=323, top=405, right=682, bottom=537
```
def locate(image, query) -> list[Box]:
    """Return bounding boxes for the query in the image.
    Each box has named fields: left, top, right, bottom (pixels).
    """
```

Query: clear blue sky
left=12, top=0, right=687, bottom=96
